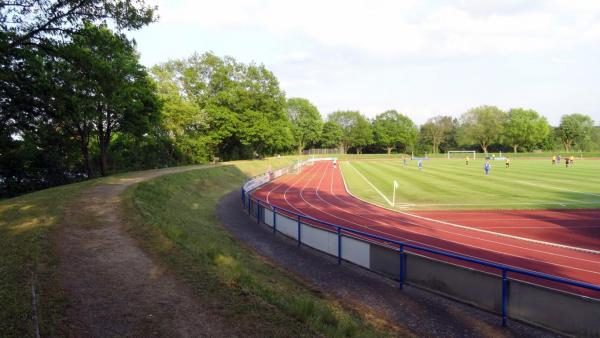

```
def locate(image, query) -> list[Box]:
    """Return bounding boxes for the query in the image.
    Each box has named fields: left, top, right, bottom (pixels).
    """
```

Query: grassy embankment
left=125, top=158, right=405, bottom=337
left=342, top=158, right=600, bottom=210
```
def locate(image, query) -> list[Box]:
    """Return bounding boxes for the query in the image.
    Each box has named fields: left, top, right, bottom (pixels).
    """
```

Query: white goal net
left=447, top=151, right=476, bottom=159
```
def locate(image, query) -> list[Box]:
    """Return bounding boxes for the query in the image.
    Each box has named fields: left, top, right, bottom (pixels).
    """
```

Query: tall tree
left=457, top=105, right=507, bottom=154
left=53, top=24, right=160, bottom=176
left=503, top=108, right=550, bottom=153
left=320, top=121, right=343, bottom=150
left=556, top=114, right=595, bottom=151
left=328, top=110, right=371, bottom=154
left=350, top=114, right=373, bottom=154
left=420, top=115, right=454, bottom=154
left=373, top=110, right=418, bottom=155
left=153, top=52, right=293, bottom=160
left=286, top=98, right=323, bottom=154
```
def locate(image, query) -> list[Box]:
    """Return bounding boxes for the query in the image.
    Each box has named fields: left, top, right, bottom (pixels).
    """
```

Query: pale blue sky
left=127, top=0, right=600, bottom=125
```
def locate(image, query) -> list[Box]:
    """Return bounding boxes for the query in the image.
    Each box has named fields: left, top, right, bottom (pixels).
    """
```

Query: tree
left=52, top=24, right=160, bottom=176
left=1, top=0, right=156, bottom=53
left=328, top=110, right=371, bottom=154
left=420, top=115, right=454, bottom=154
left=153, top=52, right=293, bottom=160
left=286, top=98, right=323, bottom=154
left=372, top=110, right=418, bottom=155
left=350, top=114, right=373, bottom=154
left=556, top=114, right=595, bottom=151
left=457, top=105, right=507, bottom=154
left=320, top=121, right=343, bottom=149
left=503, top=108, right=550, bottom=153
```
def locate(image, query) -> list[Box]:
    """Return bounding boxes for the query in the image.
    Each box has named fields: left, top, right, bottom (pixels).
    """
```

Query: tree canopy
left=372, top=110, right=418, bottom=155
left=457, top=105, right=507, bottom=154
left=503, top=108, right=550, bottom=153
left=556, top=114, right=595, bottom=151
left=286, top=98, right=323, bottom=154
left=420, top=115, right=454, bottom=154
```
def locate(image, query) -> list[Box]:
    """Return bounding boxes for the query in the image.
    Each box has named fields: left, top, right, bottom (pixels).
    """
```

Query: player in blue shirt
left=418, top=159, right=423, bottom=170
left=484, top=160, right=491, bottom=175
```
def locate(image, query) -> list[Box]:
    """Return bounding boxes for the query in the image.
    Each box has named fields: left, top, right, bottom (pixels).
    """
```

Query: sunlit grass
left=342, top=158, right=600, bottom=210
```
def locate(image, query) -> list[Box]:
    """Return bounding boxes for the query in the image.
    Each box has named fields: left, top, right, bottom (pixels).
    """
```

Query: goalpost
left=447, top=150, right=476, bottom=159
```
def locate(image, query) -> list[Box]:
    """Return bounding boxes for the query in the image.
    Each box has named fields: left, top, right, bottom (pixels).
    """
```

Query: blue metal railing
left=241, top=187, right=600, bottom=327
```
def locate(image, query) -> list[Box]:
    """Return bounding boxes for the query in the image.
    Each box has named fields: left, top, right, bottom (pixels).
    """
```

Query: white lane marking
left=346, top=161, right=394, bottom=206
left=328, top=163, right=600, bottom=271
left=258, top=162, right=600, bottom=282
left=343, top=163, right=600, bottom=255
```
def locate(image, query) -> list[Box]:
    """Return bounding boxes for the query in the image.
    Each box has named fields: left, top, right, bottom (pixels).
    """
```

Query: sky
left=126, top=0, right=600, bottom=126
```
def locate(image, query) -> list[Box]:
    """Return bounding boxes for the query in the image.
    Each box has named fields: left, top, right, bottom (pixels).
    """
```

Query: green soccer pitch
left=340, top=158, right=600, bottom=210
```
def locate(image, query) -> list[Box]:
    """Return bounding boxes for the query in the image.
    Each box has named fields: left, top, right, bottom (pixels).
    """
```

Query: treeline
left=1, top=1, right=599, bottom=198
left=279, top=105, right=600, bottom=156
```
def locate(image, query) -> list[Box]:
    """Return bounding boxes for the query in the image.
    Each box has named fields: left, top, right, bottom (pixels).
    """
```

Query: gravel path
left=218, top=190, right=562, bottom=338
left=54, top=165, right=235, bottom=338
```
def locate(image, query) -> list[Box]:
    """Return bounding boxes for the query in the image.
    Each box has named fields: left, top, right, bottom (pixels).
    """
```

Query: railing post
left=297, top=215, right=302, bottom=247
left=241, top=188, right=245, bottom=207
left=399, top=244, right=405, bottom=289
left=256, top=203, right=261, bottom=224
left=502, top=270, right=508, bottom=326
left=248, top=198, right=252, bottom=215
left=337, top=227, right=342, bottom=264
left=272, top=206, right=277, bottom=234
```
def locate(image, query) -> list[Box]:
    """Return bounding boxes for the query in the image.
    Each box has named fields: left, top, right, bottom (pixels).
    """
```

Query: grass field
left=341, top=158, right=600, bottom=210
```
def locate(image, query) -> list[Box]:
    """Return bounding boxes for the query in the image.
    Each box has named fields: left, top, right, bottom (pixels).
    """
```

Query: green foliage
left=556, top=114, right=595, bottom=151
left=328, top=110, right=372, bottom=153
left=372, top=110, right=418, bottom=154
left=319, top=121, right=343, bottom=149
left=151, top=52, right=293, bottom=160
left=457, top=105, right=507, bottom=154
left=503, top=108, right=550, bottom=153
left=1, top=1, right=158, bottom=197
left=420, top=115, right=455, bottom=153
left=286, top=98, right=323, bottom=154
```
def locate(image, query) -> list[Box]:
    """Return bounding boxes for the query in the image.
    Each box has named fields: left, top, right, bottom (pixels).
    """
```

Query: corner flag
left=394, top=180, right=399, bottom=189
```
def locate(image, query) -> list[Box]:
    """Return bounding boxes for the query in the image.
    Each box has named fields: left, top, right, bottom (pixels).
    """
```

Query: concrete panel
left=342, top=236, right=370, bottom=268
left=274, top=213, right=298, bottom=239
left=509, top=279, right=600, bottom=336
left=370, top=244, right=400, bottom=278
left=300, top=224, right=338, bottom=256
left=405, top=253, right=502, bottom=312
left=264, top=209, right=274, bottom=227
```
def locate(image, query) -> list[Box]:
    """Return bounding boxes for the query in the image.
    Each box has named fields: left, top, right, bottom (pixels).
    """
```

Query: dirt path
left=54, top=165, right=233, bottom=337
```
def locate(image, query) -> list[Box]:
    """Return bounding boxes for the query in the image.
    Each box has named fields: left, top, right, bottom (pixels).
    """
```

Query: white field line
left=516, top=180, right=600, bottom=198
left=346, top=161, right=394, bottom=206
left=328, top=163, right=600, bottom=274
left=341, top=162, right=600, bottom=255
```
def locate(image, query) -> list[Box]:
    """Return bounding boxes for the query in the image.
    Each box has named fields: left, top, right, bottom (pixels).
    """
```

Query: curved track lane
left=252, top=161, right=600, bottom=298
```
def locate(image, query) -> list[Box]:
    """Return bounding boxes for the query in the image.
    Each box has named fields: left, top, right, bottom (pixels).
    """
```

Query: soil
left=54, top=165, right=234, bottom=338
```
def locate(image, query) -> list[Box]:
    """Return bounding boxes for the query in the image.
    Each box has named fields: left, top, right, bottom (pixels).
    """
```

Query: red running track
left=251, top=161, right=600, bottom=298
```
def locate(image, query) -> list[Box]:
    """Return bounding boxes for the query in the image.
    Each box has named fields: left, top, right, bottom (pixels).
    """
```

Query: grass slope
left=341, top=158, right=600, bottom=210
left=126, top=159, right=404, bottom=337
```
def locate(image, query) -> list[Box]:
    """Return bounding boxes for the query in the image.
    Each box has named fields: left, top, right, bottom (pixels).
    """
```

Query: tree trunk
left=298, top=145, right=303, bottom=155
left=80, top=139, right=93, bottom=178
left=387, top=147, right=392, bottom=155
left=99, top=143, right=108, bottom=176
left=481, top=143, right=488, bottom=154
left=513, top=145, right=518, bottom=154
